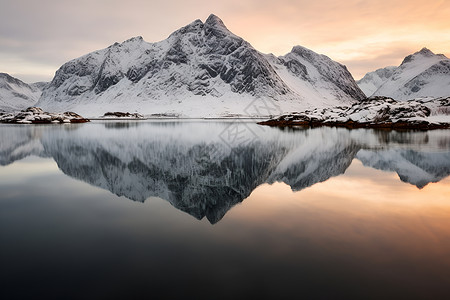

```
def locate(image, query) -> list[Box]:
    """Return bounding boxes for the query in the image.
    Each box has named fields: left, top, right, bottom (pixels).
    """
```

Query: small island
left=0, top=107, right=89, bottom=124
left=102, top=112, right=144, bottom=119
left=258, top=97, right=450, bottom=130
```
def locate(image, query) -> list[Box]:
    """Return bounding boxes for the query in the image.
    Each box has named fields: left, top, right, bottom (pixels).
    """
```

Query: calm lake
left=1, top=120, right=450, bottom=299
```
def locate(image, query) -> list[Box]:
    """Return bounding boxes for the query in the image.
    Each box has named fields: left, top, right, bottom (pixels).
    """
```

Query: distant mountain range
left=0, top=73, right=47, bottom=111
left=357, top=48, right=450, bottom=99
left=1, top=15, right=449, bottom=116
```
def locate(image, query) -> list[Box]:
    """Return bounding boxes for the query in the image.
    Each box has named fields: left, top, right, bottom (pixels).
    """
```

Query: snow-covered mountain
left=0, top=73, right=43, bottom=111
left=37, top=14, right=365, bottom=117
left=357, top=48, right=450, bottom=99
left=267, top=46, right=365, bottom=106
left=356, top=66, right=396, bottom=97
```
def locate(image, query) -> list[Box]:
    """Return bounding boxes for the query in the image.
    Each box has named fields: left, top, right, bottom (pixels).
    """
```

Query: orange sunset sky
left=1, top=0, right=449, bottom=82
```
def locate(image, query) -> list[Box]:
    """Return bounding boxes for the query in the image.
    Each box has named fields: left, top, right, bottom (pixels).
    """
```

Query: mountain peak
left=401, top=47, right=438, bottom=65
left=0, top=72, right=27, bottom=86
left=360, top=47, right=450, bottom=99
left=37, top=14, right=365, bottom=115
left=124, top=36, right=144, bottom=43
left=419, top=47, right=432, bottom=53
left=415, top=47, right=448, bottom=59
left=417, top=47, right=435, bottom=56
left=0, top=72, right=41, bottom=111
left=205, top=14, right=227, bottom=28
left=0, top=73, right=13, bottom=80
left=291, top=45, right=316, bottom=57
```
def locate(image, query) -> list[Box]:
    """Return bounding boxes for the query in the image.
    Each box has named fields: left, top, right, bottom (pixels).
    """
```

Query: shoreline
left=257, top=119, right=450, bottom=130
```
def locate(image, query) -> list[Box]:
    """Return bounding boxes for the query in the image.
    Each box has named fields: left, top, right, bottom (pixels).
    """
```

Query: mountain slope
left=356, top=66, right=396, bottom=97
left=37, top=14, right=364, bottom=117
left=358, top=48, right=450, bottom=100
left=267, top=46, right=365, bottom=106
left=0, top=73, right=43, bottom=111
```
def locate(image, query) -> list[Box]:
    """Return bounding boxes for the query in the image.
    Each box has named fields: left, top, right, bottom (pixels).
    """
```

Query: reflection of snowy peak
left=358, top=48, right=450, bottom=100
left=0, top=125, right=46, bottom=165
left=1, top=123, right=449, bottom=222
left=37, top=15, right=364, bottom=117
left=0, top=73, right=43, bottom=111
left=39, top=124, right=358, bottom=223
left=356, top=149, right=450, bottom=188
left=267, top=128, right=359, bottom=190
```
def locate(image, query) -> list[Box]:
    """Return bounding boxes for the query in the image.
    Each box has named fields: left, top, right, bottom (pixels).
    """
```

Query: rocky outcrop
left=102, top=112, right=144, bottom=119
left=258, top=97, right=450, bottom=129
left=0, top=107, right=89, bottom=124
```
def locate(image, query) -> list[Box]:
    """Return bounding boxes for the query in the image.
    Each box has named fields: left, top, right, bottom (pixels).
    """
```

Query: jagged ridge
left=0, top=73, right=44, bottom=111
left=36, top=14, right=365, bottom=117
left=357, top=48, right=450, bottom=100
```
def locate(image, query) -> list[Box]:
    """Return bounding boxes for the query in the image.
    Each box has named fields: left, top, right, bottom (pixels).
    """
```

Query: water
left=1, top=121, right=449, bottom=299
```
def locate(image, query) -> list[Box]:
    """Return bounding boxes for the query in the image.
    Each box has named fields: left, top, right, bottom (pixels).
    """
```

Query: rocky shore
left=0, top=107, right=89, bottom=124
left=258, top=97, right=450, bottom=130
left=102, top=112, right=144, bottom=119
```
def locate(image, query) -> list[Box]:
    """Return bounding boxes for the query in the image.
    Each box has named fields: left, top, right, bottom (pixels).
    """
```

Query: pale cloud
left=1, top=0, right=449, bottom=82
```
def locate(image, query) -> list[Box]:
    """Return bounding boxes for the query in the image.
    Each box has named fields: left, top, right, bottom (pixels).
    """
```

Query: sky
left=1, top=0, right=449, bottom=83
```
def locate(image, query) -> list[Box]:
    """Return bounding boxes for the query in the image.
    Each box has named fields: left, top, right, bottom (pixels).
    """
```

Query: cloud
left=1, top=0, right=449, bottom=82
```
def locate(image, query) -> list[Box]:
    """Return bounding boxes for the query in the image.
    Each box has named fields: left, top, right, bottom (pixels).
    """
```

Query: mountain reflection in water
left=0, top=121, right=449, bottom=223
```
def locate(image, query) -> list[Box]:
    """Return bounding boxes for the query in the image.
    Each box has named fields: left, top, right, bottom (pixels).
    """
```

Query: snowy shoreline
left=0, top=107, right=89, bottom=124
left=258, top=97, right=450, bottom=130
left=2, top=96, right=450, bottom=130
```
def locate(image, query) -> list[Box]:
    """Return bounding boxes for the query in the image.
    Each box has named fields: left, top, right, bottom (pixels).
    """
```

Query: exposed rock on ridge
left=258, top=96, right=450, bottom=129
left=37, top=14, right=365, bottom=117
left=357, top=48, right=450, bottom=100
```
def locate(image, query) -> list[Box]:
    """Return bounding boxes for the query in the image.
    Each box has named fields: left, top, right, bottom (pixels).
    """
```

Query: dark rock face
left=404, top=60, right=450, bottom=94
left=0, top=107, right=89, bottom=124
left=103, top=112, right=144, bottom=118
left=41, top=15, right=290, bottom=104
left=279, top=46, right=366, bottom=101
left=279, top=58, right=309, bottom=80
